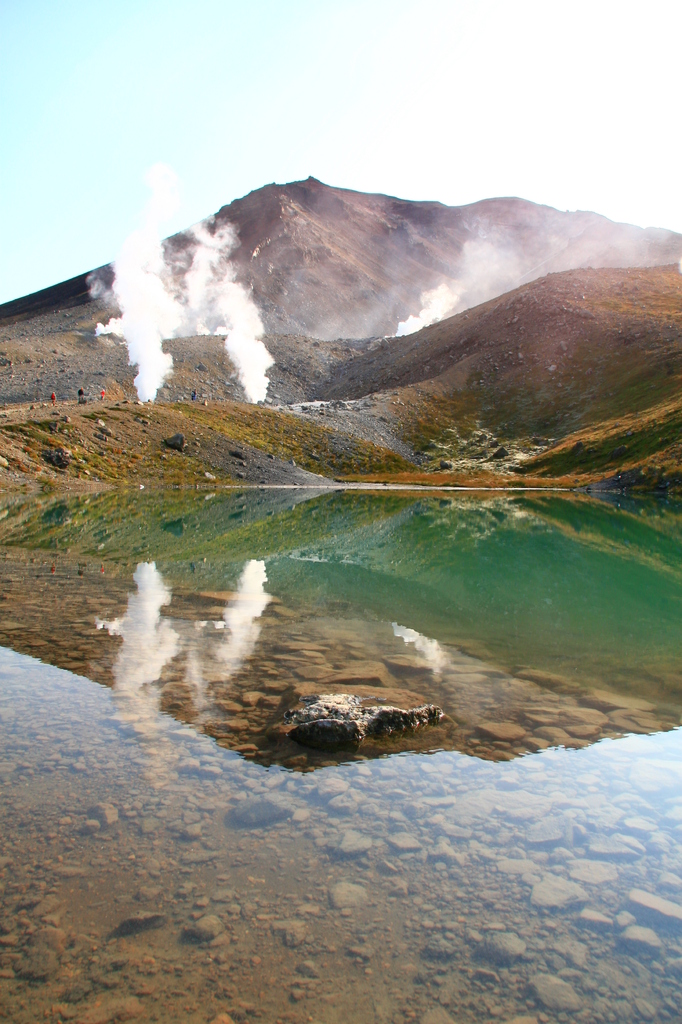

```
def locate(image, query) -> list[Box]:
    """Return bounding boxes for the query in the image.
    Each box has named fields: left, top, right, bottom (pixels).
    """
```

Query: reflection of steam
left=218, top=560, right=271, bottom=678
left=97, top=562, right=179, bottom=691
left=96, top=563, right=179, bottom=764
left=94, top=166, right=271, bottom=404
left=392, top=622, right=447, bottom=676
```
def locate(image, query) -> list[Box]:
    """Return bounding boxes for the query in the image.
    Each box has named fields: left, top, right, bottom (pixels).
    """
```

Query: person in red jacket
left=51, top=392, right=56, bottom=406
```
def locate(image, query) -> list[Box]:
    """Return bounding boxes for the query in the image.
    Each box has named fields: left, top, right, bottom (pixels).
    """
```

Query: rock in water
left=531, top=875, right=587, bottom=909
left=482, top=931, right=527, bottom=963
left=328, top=882, right=366, bottom=909
left=285, top=693, right=443, bottom=750
left=532, top=974, right=582, bottom=1012
left=164, top=433, right=185, bottom=452
left=226, top=796, right=293, bottom=829
left=182, top=915, right=224, bottom=943
left=113, top=913, right=166, bottom=937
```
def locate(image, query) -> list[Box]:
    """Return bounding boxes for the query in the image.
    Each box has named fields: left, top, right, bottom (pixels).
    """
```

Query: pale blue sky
left=1, top=0, right=680, bottom=303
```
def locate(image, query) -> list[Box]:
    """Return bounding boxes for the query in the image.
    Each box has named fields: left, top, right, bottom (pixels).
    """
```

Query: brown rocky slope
left=3, top=178, right=682, bottom=340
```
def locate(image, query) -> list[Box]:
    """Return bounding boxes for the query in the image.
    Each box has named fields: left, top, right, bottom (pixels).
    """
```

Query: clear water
left=1, top=490, right=682, bottom=1023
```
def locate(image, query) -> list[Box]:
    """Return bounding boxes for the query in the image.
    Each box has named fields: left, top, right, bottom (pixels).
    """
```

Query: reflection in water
left=3, top=494, right=682, bottom=1021
left=96, top=562, right=180, bottom=769
left=217, top=558, right=271, bottom=677
left=96, top=562, right=179, bottom=693
left=393, top=621, right=447, bottom=676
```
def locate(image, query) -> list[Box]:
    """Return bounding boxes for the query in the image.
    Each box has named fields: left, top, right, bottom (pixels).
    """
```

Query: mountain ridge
left=3, top=177, right=682, bottom=339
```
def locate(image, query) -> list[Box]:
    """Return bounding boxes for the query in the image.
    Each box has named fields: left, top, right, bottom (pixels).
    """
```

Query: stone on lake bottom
left=226, top=796, right=292, bottom=829
left=569, top=859, right=618, bottom=884
left=421, top=1009, right=457, bottom=1024
left=272, top=919, right=307, bottom=947
left=532, top=974, right=582, bottom=1012
left=482, top=930, right=527, bottom=963
left=387, top=832, right=422, bottom=852
left=113, top=913, right=166, bottom=937
left=620, top=925, right=661, bottom=949
left=87, top=802, right=119, bottom=827
left=73, top=996, right=143, bottom=1023
left=181, top=915, right=224, bottom=943
left=526, top=817, right=570, bottom=847
left=531, top=875, right=587, bottom=909
left=629, top=887, right=682, bottom=924
left=497, top=858, right=537, bottom=875
left=477, top=721, right=526, bottom=742
left=329, top=882, right=366, bottom=909
left=579, top=907, right=613, bottom=930
left=338, top=830, right=373, bottom=856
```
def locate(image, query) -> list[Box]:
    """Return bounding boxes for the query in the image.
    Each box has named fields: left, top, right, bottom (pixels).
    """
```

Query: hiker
left=78, top=387, right=86, bottom=405
left=101, top=388, right=105, bottom=400
left=191, top=389, right=197, bottom=401
left=51, top=392, right=56, bottom=406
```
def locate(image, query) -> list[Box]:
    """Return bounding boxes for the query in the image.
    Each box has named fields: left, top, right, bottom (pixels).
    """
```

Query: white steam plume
left=179, top=224, right=273, bottom=403
left=95, top=165, right=272, bottom=403
left=96, top=164, right=180, bottom=401
left=396, top=283, right=461, bottom=336
left=394, top=238, right=528, bottom=337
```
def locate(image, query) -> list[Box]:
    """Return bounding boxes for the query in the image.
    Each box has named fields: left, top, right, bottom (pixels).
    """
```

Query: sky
left=1, top=0, right=680, bottom=304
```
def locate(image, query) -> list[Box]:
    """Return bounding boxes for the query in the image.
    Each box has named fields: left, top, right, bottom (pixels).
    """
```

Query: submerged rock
left=113, top=913, right=166, bottom=937
left=285, top=693, right=443, bottom=750
left=226, top=796, right=293, bottom=829
left=532, top=974, right=582, bottom=1012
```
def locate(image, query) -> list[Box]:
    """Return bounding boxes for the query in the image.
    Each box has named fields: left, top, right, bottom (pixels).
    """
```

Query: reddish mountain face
left=4, top=177, right=682, bottom=339
left=197, top=177, right=682, bottom=339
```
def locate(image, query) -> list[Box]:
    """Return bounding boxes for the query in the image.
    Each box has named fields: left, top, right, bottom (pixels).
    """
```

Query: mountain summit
left=4, top=178, right=682, bottom=339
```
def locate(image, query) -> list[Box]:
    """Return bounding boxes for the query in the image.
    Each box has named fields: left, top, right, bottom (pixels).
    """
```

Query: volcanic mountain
left=3, top=177, right=682, bottom=339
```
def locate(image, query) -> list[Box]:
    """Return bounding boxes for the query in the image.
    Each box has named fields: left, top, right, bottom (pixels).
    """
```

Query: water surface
left=1, top=490, right=682, bottom=1022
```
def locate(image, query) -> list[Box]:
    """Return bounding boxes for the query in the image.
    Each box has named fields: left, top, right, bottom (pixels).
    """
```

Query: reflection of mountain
left=2, top=489, right=682, bottom=705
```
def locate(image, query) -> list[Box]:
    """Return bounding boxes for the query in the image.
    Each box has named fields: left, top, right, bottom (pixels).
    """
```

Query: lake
left=1, top=488, right=681, bottom=1023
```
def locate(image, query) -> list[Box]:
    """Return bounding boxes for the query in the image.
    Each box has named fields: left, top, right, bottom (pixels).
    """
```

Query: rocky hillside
left=3, top=178, right=682, bottom=340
